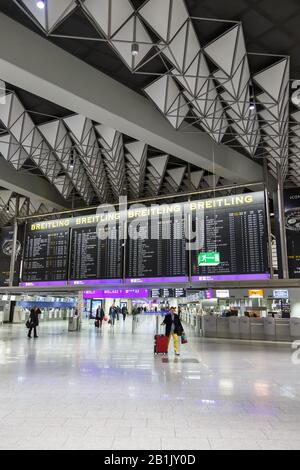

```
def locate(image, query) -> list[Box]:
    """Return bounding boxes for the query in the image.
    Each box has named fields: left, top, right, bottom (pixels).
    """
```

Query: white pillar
left=289, top=289, right=300, bottom=317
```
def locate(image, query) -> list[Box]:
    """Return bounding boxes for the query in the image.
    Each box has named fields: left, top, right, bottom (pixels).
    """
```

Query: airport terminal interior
left=0, top=0, right=300, bottom=451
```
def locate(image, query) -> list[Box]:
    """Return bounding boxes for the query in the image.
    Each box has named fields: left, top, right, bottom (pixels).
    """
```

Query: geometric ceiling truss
left=63, top=114, right=110, bottom=203
left=38, top=119, right=93, bottom=204
left=0, top=92, right=73, bottom=200
left=124, top=141, right=148, bottom=199
left=144, top=154, right=169, bottom=197
left=253, top=58, right=290, bottom=181
left=96, top=125, right=127, bottom=199
left=161, top=166, right=187, bottom=195
left=0, top=189, right=55, bottom=226
left=12, top=0, right=297, bottom=186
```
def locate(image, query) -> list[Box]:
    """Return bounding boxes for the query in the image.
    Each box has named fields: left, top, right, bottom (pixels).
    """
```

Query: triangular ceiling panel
left=254, top=59, right=288, bottom=102
left=112, top=17, right=153, bottom=69
left=167, top=167, right=186, bottom=187
left=83, top=0, right=134, bottom=37
left=190, top=170, right=204, bottom=189
left=47, top=0, right=77, bottom=31
left=139, top=0, right=171, bottom=41
left=38, top=121, right=60, bottom=149
left=204, top=25, right=239, bottom=76
left=148, top=155, right=168, bottom=177
left=63, top=114, right=86, bottom=142
left=22, top=0, right=46, bottom=29
left=169, top=0, right=189, bottom=40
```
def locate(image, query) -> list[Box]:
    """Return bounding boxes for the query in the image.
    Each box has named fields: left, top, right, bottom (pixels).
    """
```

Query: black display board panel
left=125, top=212, right=188, bottom=281
left=191, top=192, right=269, bottom=278
left=69, top=224, right=123, bottom=281
left=22, top=227, right=69, bottom=282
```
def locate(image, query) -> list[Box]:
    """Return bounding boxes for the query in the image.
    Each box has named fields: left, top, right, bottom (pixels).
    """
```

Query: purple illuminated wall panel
left=83, top=288, right=149, bottom=299
left=19, top=281, right=67, bottom=287
left=191, top=274, right=270, bottom=282
left=125, top=276, right=188, bottom=284
left=68, top=279, right=122, bottom=286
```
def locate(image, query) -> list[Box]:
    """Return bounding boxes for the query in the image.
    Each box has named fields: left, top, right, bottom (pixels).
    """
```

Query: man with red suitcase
left=161, top=307, right=184, bottom=356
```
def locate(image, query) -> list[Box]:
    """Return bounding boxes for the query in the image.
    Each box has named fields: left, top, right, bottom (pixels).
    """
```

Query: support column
left=263, top=160, right=274, bottom=279
left=9, top=195, right=19, bottom=287
left=77, top=290, right=84, bottom=330
left=289, top=289, right=300, bottom=318
left=276, top=163, right=289, bottom=279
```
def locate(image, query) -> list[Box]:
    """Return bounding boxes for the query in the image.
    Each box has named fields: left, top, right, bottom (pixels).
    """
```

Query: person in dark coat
left=109, top=305, right=117, bottom=326
left=122, top=305, right=128, bottom=322
left=161, top=307, right=184, bottom=356
left=96, top=306, right=105, bottom=328
left=28, top=307, right=41, bottom=339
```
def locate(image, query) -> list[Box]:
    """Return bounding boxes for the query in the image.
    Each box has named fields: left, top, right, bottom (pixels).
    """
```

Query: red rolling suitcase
left=154, top=335, right=168, bottom=355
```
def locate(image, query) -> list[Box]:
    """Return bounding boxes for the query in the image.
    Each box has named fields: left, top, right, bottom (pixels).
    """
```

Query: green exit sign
left=198, top=252, right=220, bottom=266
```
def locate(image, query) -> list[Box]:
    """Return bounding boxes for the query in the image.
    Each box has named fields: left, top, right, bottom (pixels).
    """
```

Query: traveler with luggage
left=122, top=305, right=128, bottom=322
left=161, top=307, right=184, bottom=356
left=27, top=306, right=41, bottom=339
left=109, top=305, right=117, bottom=326
left=95, top=305, right=105, bottom=329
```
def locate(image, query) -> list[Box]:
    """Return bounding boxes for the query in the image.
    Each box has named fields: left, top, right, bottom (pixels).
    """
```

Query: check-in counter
left=240, top=317, right=251, bottom=340
left=203, top=315, right=217, bottom=338
left=250, top=318, right=265, bottom=340
left=197, top=316, right=299, bottom=342
left=217, top=317, right=230, bottom=338
left=290, top=318, right=300, bottom=340
left=264, top=317, right=276, bottom=341
left=229, top=316, right=240, bottom=339
left=276, top=319, right=292, bottom=341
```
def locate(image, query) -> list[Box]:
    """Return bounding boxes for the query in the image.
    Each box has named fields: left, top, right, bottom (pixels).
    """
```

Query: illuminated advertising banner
left=0, top=225, right=24, bottom=287
left=248, top=289, right=264, bottom=299
left=284, top=188, right=300, bottom=278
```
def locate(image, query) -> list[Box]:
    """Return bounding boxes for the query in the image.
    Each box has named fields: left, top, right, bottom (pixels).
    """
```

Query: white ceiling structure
left=0, top=85, right=234, bottom=223
left=10, top=0, right=297, bottom=187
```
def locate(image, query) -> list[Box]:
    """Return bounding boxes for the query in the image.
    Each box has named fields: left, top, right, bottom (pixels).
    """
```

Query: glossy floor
left=0, top=316, right=300, bottom=450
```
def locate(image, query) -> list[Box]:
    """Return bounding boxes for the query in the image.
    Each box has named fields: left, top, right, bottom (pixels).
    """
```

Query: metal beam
left=0, top=13, right=265, bottom=184
left=0, top=156, right=69, bottom=210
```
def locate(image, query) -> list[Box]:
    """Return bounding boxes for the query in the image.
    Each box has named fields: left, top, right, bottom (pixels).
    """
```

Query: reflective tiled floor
left=0, top=315, right=300, bottom=450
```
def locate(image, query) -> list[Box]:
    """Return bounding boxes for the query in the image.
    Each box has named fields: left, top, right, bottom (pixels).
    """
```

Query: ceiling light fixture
left=6, top=203, right=9, bottom=214
left=131, top=43, right=139, bottom=56
left=36, top=1, right=45, bottom=9
left=249, top=83, right=255, bottom=112
left=70, top=157, right=74, bottom=169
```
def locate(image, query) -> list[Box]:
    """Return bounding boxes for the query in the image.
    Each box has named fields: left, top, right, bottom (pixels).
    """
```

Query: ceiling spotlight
left=249, top=101, right=255, bottom=111
left=131, top=43, right=139, bottom=56
left=6, top=203, right=9, bottom=214
left=36, top=1, right=45, bottom=9
left=70, top=158, right=74, bottom=169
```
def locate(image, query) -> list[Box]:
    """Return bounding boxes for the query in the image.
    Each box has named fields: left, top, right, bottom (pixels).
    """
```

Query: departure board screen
left=69, top=224, right=123, bottom=281
left=191, top=192, right=269, bottom=281
left=126, top=211, right=188, bottom=283
left=22, top=228, right=69, bottom=282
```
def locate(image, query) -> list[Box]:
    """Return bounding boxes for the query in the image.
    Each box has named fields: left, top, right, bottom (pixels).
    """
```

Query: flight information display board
left=21, top=191, right=269, bottom=286
left=22, top=228, right=69, bottom=283
left=150, top=288, right=186, bottom=298
left=191, top=192, right=269, bottom=281
left=69, top=224, right=123, bottom=282
left=125, top=211, right=188, bottom=283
